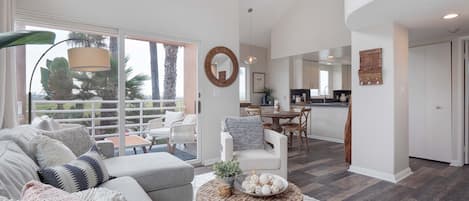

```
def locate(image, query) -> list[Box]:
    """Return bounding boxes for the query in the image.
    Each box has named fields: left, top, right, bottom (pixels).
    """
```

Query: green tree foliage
left=40, top=57, right=74, bottom=101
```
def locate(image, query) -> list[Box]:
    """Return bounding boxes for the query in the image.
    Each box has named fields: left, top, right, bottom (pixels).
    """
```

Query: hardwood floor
left=196, top=138, right=469, bottom=201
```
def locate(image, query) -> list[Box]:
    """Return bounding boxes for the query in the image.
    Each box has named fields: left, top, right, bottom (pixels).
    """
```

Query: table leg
left=142, top=146, right=148, bottom=153
left=271, top=118, right=282, bottom=133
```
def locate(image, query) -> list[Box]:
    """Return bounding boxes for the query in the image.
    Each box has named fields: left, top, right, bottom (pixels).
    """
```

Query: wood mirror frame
left=204, top=46, right=239, bottom=87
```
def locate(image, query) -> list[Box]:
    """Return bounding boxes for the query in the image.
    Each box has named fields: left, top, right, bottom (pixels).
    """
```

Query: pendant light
left=244, top=8, right=258, bottom=65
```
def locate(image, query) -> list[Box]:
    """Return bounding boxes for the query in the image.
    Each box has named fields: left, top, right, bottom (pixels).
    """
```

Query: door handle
left=435, top=106, right=442, bottom=110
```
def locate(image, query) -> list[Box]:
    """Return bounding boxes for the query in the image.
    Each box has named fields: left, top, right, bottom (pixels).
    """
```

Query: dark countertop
left=293, top=102, right=349, bottom=108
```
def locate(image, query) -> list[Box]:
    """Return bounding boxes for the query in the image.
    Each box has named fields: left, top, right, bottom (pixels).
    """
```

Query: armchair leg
left=149, top=137, right=156, bottom=151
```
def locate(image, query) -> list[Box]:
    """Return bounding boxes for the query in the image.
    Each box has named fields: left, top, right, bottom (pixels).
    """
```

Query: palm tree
left=39, top=57, right=74, bottom=106
left=149, top=42, right=160, bottom=109
left=163, top=44, right=179, bottom=107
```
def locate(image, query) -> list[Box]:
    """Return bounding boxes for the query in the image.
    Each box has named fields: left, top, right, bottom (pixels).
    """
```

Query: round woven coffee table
left=196, top=179, right=303, bottom=201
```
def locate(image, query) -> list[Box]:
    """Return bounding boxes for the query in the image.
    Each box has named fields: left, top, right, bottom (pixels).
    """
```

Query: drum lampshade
left=68, top=47, right=111, bottom=72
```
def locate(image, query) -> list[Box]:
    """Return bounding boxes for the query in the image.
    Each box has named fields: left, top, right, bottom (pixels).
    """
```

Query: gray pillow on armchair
left=224, top=116, right=264, bottom=151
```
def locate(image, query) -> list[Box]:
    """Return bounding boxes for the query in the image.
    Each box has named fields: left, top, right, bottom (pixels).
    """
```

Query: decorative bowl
left=234, top=173, right=288, bottom=197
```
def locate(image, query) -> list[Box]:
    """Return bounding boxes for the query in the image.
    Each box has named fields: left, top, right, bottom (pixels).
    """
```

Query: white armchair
left=146, top=112, right=197, bottom=154
left=221, top=129, right=288, bottom=179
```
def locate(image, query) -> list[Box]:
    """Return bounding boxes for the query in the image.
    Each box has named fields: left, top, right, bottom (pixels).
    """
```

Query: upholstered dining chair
left=281, top=107, right=311, bottom=150
left=245, top=105, right=272, bottom=129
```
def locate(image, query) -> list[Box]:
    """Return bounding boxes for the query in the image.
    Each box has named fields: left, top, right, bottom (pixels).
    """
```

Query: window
left=319, top=70, right=329, bottom=96
left=18, top=24, right=118, bottom=137
left=16, top=21, right=199, bottom=161
left=239, top=67, right=248, bottom=101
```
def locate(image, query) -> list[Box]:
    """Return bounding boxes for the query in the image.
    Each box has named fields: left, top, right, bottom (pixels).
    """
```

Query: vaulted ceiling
left=239, top=0, right=299, bottom=48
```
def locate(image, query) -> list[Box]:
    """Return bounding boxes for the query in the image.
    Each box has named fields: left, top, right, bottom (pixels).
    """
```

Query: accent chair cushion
left=182, top=114, right=197, bottom=125
left=104, top=152, right=194, bottom=192
left=31, top=135, right=77, bottom=168
left=224, top=116, right=264, bottom=151
left=234, top=149, right=280, bottom=171
left=36, top=124, right=94, bottom=156
left=38, top=145, right=110, bottom=193
left=0, top=141, right=40, bottom=200
left=148, top=127, right=170, bottom=138
left=164, top=111, right=184, bottom=128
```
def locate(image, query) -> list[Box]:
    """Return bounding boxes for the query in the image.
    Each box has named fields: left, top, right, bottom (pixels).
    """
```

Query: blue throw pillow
left=38, top=145, right=110, bottom=193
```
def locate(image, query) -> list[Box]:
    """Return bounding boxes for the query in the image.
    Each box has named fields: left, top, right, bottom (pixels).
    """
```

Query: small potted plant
left=213, top=159, right=243, bottom=187
left=262, top=88, right=273, bottom=105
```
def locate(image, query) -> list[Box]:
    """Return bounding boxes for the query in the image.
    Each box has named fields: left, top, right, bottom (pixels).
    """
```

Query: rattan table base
left=196, top=179, right=303, bottom=201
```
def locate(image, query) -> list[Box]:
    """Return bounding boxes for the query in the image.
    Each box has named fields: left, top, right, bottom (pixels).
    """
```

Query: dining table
left=261, top=110, right=301, bottom=133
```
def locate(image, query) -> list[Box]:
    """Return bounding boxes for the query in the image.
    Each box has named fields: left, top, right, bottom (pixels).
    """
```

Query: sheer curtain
left=0, top=0, right=18, bottom=128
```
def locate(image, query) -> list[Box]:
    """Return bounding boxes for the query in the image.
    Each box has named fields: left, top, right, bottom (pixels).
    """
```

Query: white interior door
left=409, top=42, right=452, bottom=163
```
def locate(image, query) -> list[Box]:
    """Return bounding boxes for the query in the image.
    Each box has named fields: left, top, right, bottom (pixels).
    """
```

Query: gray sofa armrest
left=96, top=140, right=115, bottom=158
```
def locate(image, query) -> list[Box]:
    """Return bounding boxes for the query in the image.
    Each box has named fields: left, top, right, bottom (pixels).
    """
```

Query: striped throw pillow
left=38, top=145, right=110, bottom=193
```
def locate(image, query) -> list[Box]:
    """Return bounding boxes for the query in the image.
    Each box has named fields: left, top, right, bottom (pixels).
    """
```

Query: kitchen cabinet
left=409, top=42, right=452, bottom=163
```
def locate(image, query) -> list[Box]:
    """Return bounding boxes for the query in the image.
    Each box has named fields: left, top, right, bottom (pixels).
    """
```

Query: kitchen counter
left=292, top=102, right=349, bottom=108
left=293, top=103, right=349, bottom=143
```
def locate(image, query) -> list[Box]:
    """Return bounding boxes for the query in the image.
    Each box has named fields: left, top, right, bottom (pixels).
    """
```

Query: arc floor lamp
left=28, top=38, right=111, bottom=123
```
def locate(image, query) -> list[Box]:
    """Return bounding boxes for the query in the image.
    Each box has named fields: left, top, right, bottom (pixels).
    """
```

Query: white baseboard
left=308, top=135, right=344, bottom=144
left=348, top=165, right=412, bottom=183
left=203, top=158, right=220, bottom=166
left=450, top=160, right=464, bottom=167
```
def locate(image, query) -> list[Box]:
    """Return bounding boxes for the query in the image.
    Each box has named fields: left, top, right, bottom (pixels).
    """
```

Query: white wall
left=239, top=44, right=268, bottom=104
left=267, top=57, right=291, bottom=110
left=350, top=23, right=411, bottom=183
left=270, top=0, right=351, bottom=59
left=16, top=0, right=240, bottom=164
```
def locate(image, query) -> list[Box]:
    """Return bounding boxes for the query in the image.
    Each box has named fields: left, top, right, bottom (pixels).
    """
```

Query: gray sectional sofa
left=0, top=125, right=194, bottom=201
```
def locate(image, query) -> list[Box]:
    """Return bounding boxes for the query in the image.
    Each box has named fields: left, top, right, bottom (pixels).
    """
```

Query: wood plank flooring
left=196, top=138, right=469, bottom=201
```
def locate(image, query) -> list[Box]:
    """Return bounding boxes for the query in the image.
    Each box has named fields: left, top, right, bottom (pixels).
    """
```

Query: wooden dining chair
left=245, top=105, right=272, bottom=129
left=281, top=107, right=311, bottom=150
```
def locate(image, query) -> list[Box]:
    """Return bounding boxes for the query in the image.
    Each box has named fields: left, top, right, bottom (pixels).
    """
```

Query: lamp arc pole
left=28, top=38, right=85, bottom=123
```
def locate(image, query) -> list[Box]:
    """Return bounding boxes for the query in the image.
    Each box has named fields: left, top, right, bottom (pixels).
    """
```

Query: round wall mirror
left=204, top=46, right=239, bottom=87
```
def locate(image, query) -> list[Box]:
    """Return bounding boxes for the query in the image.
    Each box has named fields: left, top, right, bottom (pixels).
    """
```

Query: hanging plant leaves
left=0, top=30, right=55, bottom=49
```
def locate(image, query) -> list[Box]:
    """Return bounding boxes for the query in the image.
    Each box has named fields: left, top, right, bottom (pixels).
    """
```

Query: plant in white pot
left=213, top=159, right=242, bottom=187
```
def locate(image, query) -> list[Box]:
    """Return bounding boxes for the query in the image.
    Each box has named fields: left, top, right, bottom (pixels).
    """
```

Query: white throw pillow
left=31, top=116, right=61, bottom=131
left=164, top=111, right=184, bottom=127
left=31, top=135, right=77, bottom=168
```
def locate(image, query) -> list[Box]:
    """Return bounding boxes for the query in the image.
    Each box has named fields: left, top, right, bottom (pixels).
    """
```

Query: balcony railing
left=32, top=99, right=185, bottom=139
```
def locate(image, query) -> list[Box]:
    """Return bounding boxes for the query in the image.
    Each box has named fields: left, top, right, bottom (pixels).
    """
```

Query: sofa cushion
left=36, top=124, right=94, bottom=156
left=38, top=145, right=110, bottom=193
left=104, top=152, right=194, bottom=192
left=0, top=141, right=40, bottom=200
left=99, top=176, right=152, bottom=201
left=0, top=126, right=38, bottom=160
left=234, top=149, right=280, bottom=171
left=224, top=116, right=264, bottom=151
left=31, top=135, right=77, bottom=168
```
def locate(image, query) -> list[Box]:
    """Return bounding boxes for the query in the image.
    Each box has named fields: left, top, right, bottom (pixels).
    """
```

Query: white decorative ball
left=255, top=186, right=263, bottom=194
left=242, top=181, right=249, bottom=189
left=271, top=185, right=280, bottom=194
left=272, top=179, right=283, bottom=189
left=259, top=174, right=270, bottom=185
left=261, top=185, right=272, bottom=195
left=246, top=184, right=256, bottom=193
left=250, top=174, right=259, bottom=184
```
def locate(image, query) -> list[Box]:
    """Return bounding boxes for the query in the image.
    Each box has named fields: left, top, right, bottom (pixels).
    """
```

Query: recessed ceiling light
left=328, top=55, right=334, bottom=59
left=443, top=13, right=459, bottom=20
